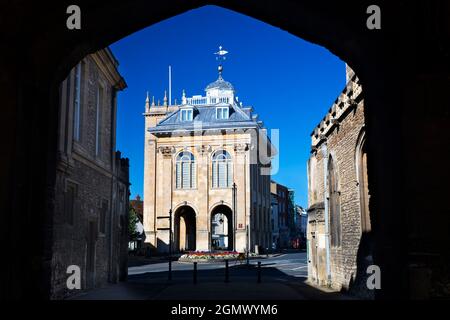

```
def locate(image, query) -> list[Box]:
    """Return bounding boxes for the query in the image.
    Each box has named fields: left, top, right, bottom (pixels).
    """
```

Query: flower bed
left=179, top=251, right=240, bottom=262
left=178, top=251, right=259, bottom=263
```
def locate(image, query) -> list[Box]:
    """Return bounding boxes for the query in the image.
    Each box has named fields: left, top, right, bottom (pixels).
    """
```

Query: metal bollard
left=193, top=262, right=197, bottom=284
left=257, top=261, right=261, bottom=283
left=225, top=260, right=229, bottom=283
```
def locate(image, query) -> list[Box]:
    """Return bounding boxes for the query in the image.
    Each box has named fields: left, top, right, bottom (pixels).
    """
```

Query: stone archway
left=210, top=205, right=233, bottom=251
left=174, top=205, right=196, bottom=252
left=2, top=0, right=449, bottom=300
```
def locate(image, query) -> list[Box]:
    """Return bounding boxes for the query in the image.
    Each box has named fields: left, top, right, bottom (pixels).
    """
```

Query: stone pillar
left=143, top=115, right=157, bottom=249
left=155, top=146, right=174, bottom=253
left=234, top=144, right=248, bottom=252
left=196, top=145, right=210, bottom=251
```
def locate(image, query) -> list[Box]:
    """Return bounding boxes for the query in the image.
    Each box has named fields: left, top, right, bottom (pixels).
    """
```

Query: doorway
left=174, top=205, right=196, bottom=252
left=211, top=205, right=233, bottom=251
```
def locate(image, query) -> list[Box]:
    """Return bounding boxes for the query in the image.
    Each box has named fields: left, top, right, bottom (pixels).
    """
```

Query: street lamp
left=246, top=224, right=249, bottom=265
left=156, top=209, right=172, bottom=280
left=232, top=182, right=237, bottom=252
left=169, top=208, right=172, bottom=280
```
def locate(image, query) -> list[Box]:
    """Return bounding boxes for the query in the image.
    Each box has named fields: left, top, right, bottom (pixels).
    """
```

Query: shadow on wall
left=156, top=238, right=170, bottom=254
left=347, top=231, right=374, bottom=299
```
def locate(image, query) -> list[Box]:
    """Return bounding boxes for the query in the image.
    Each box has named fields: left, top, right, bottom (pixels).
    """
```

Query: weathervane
left=214, top=45, right=228, bottom=77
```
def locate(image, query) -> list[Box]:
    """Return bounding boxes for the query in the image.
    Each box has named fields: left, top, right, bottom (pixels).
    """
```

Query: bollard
left=225, top=260, right=229, bottom=283
left=193, top=262, right=197, bottom=284
left=257, top=261, right=261, bottom=283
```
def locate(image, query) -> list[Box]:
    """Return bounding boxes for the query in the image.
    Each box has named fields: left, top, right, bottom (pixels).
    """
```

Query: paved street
left=255, top=252, right=308, bottom=279
left=128, top=252, right=308, bottom=278
left=71, top=252, right=353, bottom=300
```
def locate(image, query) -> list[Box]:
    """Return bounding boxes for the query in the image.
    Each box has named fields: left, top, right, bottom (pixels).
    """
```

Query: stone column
left=234, top=143, right=249, bottom=252
left=143, top=114, right=157, bottom=248
left=196, top=145, right=211, bottom=251
left=155, top=146, right=174, bottom=253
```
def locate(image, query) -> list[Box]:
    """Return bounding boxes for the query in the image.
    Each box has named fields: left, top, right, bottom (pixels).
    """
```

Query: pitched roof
left=148, top=103, right=259, bottom=134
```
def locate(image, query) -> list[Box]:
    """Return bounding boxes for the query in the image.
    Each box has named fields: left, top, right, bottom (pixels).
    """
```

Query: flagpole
left=168, top=65, right=172, bottom=106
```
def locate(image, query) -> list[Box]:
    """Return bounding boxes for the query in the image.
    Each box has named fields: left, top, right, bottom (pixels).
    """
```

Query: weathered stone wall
left=52, top=49, right=128, bottom=299
left=307, top=202, right=327, bottom=286
left=307, top=69, right=369, bottom=296
left=113, top=154, right=130, bottom=283
left=327, top=98, right=365, bottom=291
left=272, top=182, right=290, bottom=249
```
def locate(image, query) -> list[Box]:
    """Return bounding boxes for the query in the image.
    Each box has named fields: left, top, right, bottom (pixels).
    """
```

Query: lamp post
left=232, top=182, right=237, bottom=251
left=157, top=208, right=173, bottom=280
left=169, top=208, right=172, bottom=280
left=156, top=147, right=175, bottom=280
left=246, top=224, right=249, bottom=265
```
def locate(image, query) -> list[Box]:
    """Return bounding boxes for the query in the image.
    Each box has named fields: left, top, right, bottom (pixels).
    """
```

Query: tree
left=128, top=206, right=140, bottom=241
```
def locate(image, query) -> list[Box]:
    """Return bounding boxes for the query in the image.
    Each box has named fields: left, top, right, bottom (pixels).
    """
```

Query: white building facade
left=143, top=50, right=274, bottom=253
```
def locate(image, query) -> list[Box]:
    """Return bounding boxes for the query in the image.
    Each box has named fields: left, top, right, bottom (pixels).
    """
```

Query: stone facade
left=143, top=62, right=273, bottom=254
left=294, top=205, right=307, bottom=249
left=307, top=66, right=372, bottom=298
left=270, top=181, right=290, bottom=249
left=270, top=183, right=279, bottom=249
left=52, top=48, right=129, bottom=299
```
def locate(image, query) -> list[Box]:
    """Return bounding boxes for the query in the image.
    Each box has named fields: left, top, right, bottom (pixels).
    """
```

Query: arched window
left=356, top=131, right=371, bottom=233
left=176, top=151, right=196, bottom=189
left=328, top=156, right=341, bottom=247
left=212, top=150, right=233, bottom=188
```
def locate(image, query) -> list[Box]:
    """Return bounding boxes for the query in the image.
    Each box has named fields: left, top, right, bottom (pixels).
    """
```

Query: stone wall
left=52, top=49, right=128, bottom=299
left=271, top=182, right=290, bottom=249
left=307, top=68, right=371, bottom=297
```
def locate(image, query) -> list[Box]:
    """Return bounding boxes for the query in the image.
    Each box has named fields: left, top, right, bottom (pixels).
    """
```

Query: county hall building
left=143, top=49, right=274, bottom=254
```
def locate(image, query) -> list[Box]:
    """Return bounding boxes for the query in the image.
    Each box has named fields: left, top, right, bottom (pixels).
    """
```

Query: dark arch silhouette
left=2, top=0, right=448, bottom=300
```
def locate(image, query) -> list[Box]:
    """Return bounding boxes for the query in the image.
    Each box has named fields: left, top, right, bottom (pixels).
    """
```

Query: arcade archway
left=210, top=205, right=233, bottom=251
left=174, top=205, right=196, bottom=252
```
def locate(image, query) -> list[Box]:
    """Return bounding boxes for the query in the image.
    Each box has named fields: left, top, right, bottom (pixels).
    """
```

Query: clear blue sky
left=110, top=5, right=345, bottom=207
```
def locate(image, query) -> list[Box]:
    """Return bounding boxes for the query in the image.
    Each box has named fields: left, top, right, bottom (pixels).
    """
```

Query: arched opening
left=174, top=205, right=196, bottom=252
left=55, top=4, right=363, bottom=296
left=356, top=132, right=371, bottom=234
left=211, top=205, right=233, bottom=251
left=328, top=156, right=341, bottom=248
left=8, top=0, right=448, bottom=301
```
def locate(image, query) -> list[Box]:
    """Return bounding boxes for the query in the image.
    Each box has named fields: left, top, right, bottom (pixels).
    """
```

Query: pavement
left=70, top=252, right=355, bottom=300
